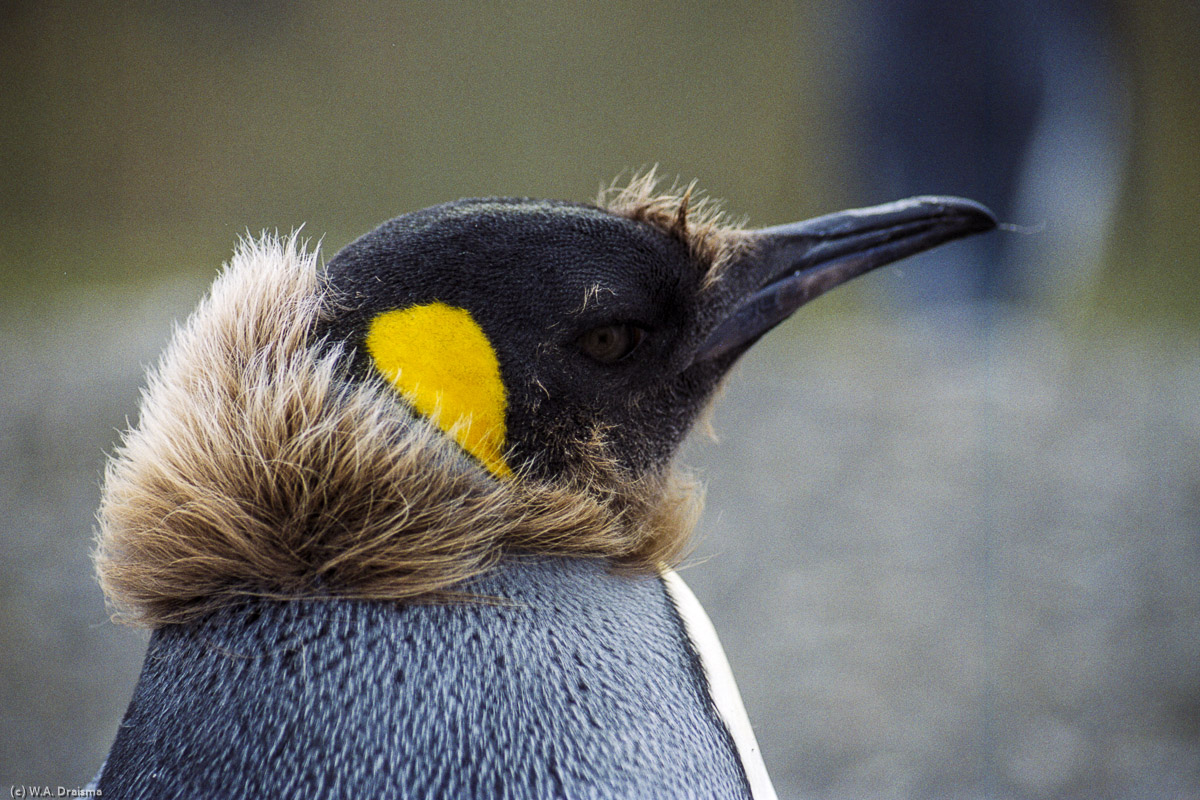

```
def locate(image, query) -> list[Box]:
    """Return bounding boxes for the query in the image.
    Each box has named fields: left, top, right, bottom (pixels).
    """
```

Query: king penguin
left=91, top=173, right=995, bottom=799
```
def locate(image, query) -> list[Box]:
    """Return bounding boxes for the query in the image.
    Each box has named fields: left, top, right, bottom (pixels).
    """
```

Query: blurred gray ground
left=2, top=279, right=1198, bottom=799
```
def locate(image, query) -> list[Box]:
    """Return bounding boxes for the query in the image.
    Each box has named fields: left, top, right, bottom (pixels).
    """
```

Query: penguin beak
left=695, top=196, right=997, bottom=361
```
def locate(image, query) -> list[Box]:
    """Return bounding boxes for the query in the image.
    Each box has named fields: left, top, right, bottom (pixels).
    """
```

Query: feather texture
left=94, top=558, right=753, bottom=799
left=95, top=233, right=701, bottom=627
left=599, top=168, right=753, bottom=288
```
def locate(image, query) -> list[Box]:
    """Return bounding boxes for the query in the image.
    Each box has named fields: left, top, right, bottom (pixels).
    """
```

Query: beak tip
left=913, top=195, right=999, bottom=234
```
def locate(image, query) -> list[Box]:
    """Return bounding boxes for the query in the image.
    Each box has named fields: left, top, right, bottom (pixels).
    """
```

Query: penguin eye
left=576, top=323, right=646, bottom=364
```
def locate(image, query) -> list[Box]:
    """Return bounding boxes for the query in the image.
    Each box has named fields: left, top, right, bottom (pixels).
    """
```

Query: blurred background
left=2, top=1, right=1197, bottom=797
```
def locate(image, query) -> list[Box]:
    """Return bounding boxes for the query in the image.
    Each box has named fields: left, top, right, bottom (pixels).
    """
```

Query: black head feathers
left=318, top=193, right=745, bottom=481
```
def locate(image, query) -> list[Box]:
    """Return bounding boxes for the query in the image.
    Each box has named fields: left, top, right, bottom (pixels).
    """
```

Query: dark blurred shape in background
left=2, top=2, right=1196, bottom=798
left=837, top=0, right=1129, bottom=309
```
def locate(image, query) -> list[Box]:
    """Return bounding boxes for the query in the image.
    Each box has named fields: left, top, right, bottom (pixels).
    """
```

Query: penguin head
left=320, top=180, right=995, bottom=484
left=94, top=175, right=996, bottom=626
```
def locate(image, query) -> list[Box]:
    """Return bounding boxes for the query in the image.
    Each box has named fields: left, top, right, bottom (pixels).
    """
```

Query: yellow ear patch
left=366, top=303, right=512, bottom=478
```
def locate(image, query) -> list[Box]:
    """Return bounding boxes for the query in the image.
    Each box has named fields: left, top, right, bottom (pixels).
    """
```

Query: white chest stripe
left=662, top=570, right=779, bottom=800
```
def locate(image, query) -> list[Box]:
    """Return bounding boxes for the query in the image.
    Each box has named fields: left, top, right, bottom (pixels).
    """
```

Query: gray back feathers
left=98, top=557, right=752, bottom=799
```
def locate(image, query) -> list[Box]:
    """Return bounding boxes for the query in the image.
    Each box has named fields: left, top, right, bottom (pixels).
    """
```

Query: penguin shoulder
left=662, top=569, right=779, bottom=800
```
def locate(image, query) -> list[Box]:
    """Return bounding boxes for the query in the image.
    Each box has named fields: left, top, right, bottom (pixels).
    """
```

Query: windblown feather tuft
left=96, top=234, right=701, bottom=627
left=600, top=168, right=752, bottom=288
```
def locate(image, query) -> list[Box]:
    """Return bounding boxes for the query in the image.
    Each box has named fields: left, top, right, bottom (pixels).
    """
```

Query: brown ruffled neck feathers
left=599, top=168, right=752, bottom=288
left=96, top=228, right=702, bottom=628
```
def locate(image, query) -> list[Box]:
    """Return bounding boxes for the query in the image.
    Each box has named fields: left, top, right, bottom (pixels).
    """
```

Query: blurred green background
left=2, top=2, right=1197, bottom=797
